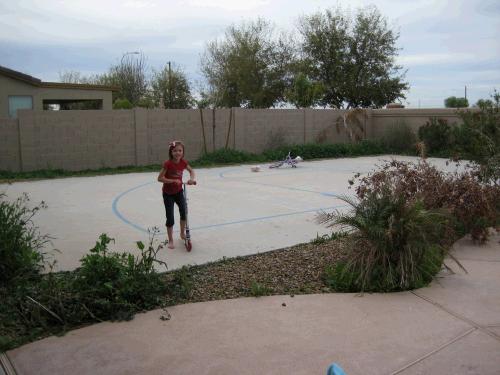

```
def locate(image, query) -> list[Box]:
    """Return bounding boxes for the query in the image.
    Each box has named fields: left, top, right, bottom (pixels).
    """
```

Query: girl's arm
left=157, top=168, right=179, bottom=184
left=186, top=164, right=196, bottom=184
left=157, top=168, right=168, bottom=183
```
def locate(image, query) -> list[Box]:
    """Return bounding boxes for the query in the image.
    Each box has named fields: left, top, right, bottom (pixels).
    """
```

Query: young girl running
left=157, top=140, right=196, bottom=249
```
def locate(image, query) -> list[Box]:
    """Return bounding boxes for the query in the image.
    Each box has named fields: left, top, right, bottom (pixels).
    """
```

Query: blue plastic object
left=326, top=363, right=347, bottom=375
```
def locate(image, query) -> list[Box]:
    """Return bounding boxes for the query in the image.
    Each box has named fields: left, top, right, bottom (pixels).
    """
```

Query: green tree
left=475, top=98, right=494, bottom=108
left=113, top=98, right=133, bottom=109
left=298, top=5, right=408, bottom=108
left=285, top=72, right=324, bottom=108
left=200, top=18, right=293, bottom=108
left=444, top=96, right=469, bottom=108
left=151, top=64, right=194, bottom=109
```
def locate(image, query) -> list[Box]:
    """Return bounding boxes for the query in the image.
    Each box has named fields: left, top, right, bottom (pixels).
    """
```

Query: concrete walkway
left=4, top=233, right=500, bottom=375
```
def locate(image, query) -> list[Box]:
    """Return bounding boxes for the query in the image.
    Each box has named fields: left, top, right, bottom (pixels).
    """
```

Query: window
left=8, top=95, right=33, bottom=118
left=43, top=99, right=103, bottom=110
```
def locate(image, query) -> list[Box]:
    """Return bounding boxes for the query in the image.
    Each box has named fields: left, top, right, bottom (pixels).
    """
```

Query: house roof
left=0, top=65, right=120, bottom=92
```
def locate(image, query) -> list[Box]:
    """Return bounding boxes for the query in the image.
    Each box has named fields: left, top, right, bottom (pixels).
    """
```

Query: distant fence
left=0, top=108, right=463, bottom=172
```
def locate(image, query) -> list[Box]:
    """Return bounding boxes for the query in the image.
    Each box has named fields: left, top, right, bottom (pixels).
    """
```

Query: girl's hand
left=168, top=179, right=181, bottom=185
left=187, top=179, right=196, bottom=185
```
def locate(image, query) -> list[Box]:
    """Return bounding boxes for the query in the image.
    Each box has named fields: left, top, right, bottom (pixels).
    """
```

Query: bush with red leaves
left=353, top=159, right=499, bottom=243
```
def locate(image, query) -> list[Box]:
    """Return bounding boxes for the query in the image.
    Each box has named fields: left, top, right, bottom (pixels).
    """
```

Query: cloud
left=122, top=0, right=158, bottom=9
left=476, top=0, right=500, bottom=16
left=1, top=0, right=498, bottom=108
left=397, top=53, right=476, bottom=66
left=184, top=0, right=270, bottom=11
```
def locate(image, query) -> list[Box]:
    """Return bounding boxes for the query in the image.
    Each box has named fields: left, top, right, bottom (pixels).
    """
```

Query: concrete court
left=4, top=233, right=500, bottom=375
left=0, top=155, right=463, bottom=272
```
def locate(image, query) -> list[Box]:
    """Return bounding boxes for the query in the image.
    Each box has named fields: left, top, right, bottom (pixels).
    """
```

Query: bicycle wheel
left=269, top=161, right=283, bottom=168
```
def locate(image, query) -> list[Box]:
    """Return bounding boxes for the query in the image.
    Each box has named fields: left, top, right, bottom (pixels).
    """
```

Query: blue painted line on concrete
left=112, top=181, right=153, bottom=233
left=237, top=178, right=342, bottom=197
left=112, top=180, right=347, bottom=235
left=187, top=204, right=346, bottom=231
left=219, top=169, right=342, bottom=198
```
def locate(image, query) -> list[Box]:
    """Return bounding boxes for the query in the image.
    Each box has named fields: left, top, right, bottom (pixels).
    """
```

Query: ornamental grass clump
left=321, top=157, right=499, bottom=292
left=319, top=189, right=450, bottom=292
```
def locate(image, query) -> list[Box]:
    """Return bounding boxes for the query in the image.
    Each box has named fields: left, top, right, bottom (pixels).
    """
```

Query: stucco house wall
left=0, top=66, right=115, bottom=118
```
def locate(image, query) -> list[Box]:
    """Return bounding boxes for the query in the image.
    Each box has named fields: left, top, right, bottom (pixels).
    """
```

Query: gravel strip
left=164, top=239, right=347, bottom=305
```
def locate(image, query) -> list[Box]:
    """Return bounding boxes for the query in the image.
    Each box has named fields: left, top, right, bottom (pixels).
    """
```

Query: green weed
left=249, top=281, right=272, bottom=297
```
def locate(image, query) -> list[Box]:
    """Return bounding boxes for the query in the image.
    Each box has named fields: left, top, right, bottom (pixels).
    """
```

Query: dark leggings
left=163, top=191, right=186, bottom=227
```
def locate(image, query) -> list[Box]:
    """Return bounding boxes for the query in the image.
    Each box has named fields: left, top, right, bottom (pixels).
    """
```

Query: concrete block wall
left=212, top=108, right=233, bottom=152
left=146, top=108, right=235, bottom=166
left=147, top=109, right=210, bottom=165
left=235, top=109, right=305, bottom=154
left=17, top=109, right=135, bottom=171
left=306, top=109, right=352, bottom=144
left=0, top=117, right=21, bottom=171
left=371, top=108, right=463, bottom=139
left=0, top=108, right=465, bottom=173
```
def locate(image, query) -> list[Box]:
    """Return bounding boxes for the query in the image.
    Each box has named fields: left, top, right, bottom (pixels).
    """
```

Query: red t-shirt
left=162, top=159, right=188, bottom=194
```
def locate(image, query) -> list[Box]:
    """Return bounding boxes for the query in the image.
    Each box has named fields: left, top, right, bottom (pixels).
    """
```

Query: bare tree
left=109, top=53, right=149, bottom=106
left=58, top=70, right=102, bottom=85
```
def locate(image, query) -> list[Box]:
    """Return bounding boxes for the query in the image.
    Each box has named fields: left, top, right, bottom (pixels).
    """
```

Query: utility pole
left=168, top=61, right=172, bottom=108
left=464, top=85, right=467, bottom=100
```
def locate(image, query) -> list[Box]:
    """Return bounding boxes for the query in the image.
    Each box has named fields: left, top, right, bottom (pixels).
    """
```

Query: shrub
left=191, top=141, right=389, bottom=168
left=249, top=280, right=273, bottom=297
left=311, top=231, right=348, bottom=245
left=380, top=121, right=417, bottom=154
left=478, top=153, right=500, bottom=184
left=168, top=266, right=194, bottom=300
left=439, top=172, right=499, bottom=242
left=192, top=148, right=261, bottom=166
left=136, top=97, right=155, bottom=109
left=452, top=91, right=500, bottom=182
left=113, top=98, right=133, bottom=109
left=354, top=159, right=500, bottom=243
left=418, top=117, right=452, bottom=155
left=0, top=193, right=51, bottom=285
left=1, top=230, right=170, bottom=351
left=318, top=191, right=449, bottom=292
left=74, top=233, right=168, bottom=320
left=262, top=140, right=387, bottom=161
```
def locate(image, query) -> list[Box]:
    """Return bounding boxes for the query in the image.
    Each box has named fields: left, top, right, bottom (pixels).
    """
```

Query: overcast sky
left=1, top=0, right=499, bottom=108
